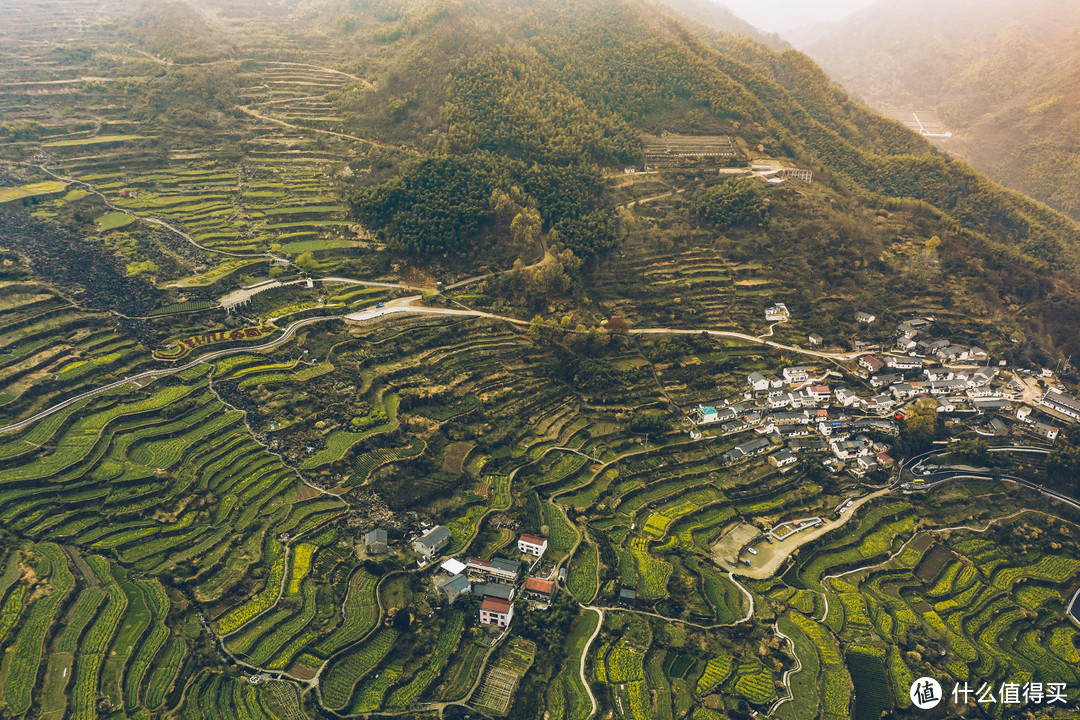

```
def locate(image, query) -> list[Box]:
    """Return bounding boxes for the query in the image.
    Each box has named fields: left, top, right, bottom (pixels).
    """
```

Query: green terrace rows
left=237, top=62, right=356, bottom=134
left=57, top=149, right=350, bottom=254
left=175, top=672, right=302, bottom=720
left=761, top=503, right=1080, bottom=717
left=0, top=543, right=185, bottom=719
left=0, top=370, right=369, bottom=664
left=0, top=285, right=153, bottom=423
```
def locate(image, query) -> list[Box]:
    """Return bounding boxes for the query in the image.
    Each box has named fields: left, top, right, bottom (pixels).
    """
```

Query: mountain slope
left=127, top=0, right=236, bottom=61
left=313, top=0, right=1080, bottom=354
left=798, top=0, right=1080, bottom=221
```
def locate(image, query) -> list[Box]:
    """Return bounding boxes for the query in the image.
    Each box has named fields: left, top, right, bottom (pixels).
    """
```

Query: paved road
left=345, top=296, right=530, bottom=325
left=926, top=471, right=1080, bottom=511
left=0, top=313, right=334, bottom=435
left=0, top=296, right=881, bottom=438
left=579, top=607, right=604, bottom=720
left=898, top=445, right=1079, bottom=511
left=630, top=327, right=863, bottom=361
left=725, top=489, right=891, bottom=580
left=1068, top=588, right=1080, bottom=630
left=220, top=276, right=424, bottom=310
left=768, top=622, right=804, bottom=717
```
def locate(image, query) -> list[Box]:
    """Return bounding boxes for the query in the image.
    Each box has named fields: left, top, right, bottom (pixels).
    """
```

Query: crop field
left=1, top=3, right=1079, bottom=718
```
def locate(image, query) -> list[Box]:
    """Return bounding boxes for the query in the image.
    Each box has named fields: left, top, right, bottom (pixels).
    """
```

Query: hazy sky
left=720, top=0, right=878, bottom=34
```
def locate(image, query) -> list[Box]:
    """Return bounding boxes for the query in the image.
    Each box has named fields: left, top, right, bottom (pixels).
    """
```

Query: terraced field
left=1, top=1, right=1079, bottom=719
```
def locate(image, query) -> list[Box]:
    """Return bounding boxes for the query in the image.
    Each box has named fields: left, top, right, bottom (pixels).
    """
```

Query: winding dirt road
left=35, top=165, right=271, bottom=259
left=768, top=622, right=804, bottom=717
left=579, top=607, right=604, bottom=720
left=0, top=295, right=867, bottom=437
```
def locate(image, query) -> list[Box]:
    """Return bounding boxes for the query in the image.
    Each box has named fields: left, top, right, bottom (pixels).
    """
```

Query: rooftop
left=440, top=558, right=467, bottom=575
left=440, top=573, right=470, bottom=593
left=468, top=557, right=521, bottom=575
left=476, top=583, right=515, bottom=601
left=481, top=597, right=513, bottom=614
left=524, top=577, right=554, bottom=594
left=417, top=525, right=450, bottom=547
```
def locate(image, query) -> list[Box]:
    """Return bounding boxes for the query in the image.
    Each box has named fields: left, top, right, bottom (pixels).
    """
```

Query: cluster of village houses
left=693, top=315, right=1080, bottom=477
left=353, top=315, right=1080, bottom=632
left=362, top=526, right=558, bottom=629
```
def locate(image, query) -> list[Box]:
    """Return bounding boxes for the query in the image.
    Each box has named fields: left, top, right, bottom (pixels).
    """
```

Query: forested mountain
left=797, top=0, right=1080, bottom=221
left=276, top=0, right=1080, bottom=354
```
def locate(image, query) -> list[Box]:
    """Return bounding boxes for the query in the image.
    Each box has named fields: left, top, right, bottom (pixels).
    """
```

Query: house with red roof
left=479, top=597, right=514, bottom=628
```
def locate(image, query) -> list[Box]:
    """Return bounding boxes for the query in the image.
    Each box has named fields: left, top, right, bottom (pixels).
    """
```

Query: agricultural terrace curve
left=819, top=508, right=1080, bottom=625
left=235, top=105, right=414, bottom=153
left=586, top=571, right=753, bottom=630
left=33, top=164, right=275, bottom=260
left=0, top=296, right=884, bottom=443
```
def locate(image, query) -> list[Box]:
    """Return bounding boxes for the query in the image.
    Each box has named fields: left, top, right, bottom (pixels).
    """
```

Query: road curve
left=768, top=622, right=804, bottom=717
left=1068, top=588, right=1080, bottom=630
left=0, top=313, right=334, bottom=435
left=628, top=327, right=862, bottom=361
left=728, top=572, right=755, bottom=622
left=0, top=297, right=882, bottom=436
left=727, top=489, right=892, bottom=580
left=579, top=607, right=604, bottom=720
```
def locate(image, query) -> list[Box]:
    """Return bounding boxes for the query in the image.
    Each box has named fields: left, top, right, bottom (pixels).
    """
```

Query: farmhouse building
left=523, top=577, right=555, bottom=601
left=697, top=405, right=736, bottom=425
left=781, top=167, right=813, bottom=183
left=475, top=583, right=515, bottom=602
left=748, top=372, right=769, bottom=392
left=479, top=597, right=514, bottom=628
left=439, top=574, right=471, bottom=603
left=1029, top=421, right=1060, bottom=441
left=364, top=528, right=388, bottom=554
left=1039, top=389, right=1080, bottom=421
left=765, top=303, right=790, bottom=322
left=887, top=356, right=923, bottom=371
left=723, top=437, right=772, bottom=463
left=466, top=557, right=521, bottom=584
left=858, top=356, right=885, bottom=374
left=517, top=533, right=548, bottom=557
left=413, top=526, right=450, bottom=559
left=783, top=367, right=809, bottom=384
left=769, top=449, right=797, bottom=468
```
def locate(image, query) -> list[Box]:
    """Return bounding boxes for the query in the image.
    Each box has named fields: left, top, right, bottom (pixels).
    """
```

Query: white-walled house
left=517, top=533, right=548, bottom=557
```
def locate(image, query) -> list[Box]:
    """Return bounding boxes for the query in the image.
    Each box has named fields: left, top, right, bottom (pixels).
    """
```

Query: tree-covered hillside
left=295, top=0, right=1080, bottom=354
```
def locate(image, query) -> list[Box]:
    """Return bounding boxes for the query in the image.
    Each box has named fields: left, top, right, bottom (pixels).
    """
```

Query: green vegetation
left=0, top=180, right=69, bottom=204
left=690, top=178, right=768, bottom=230
left=2, top=0, right=1080, bottom=718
